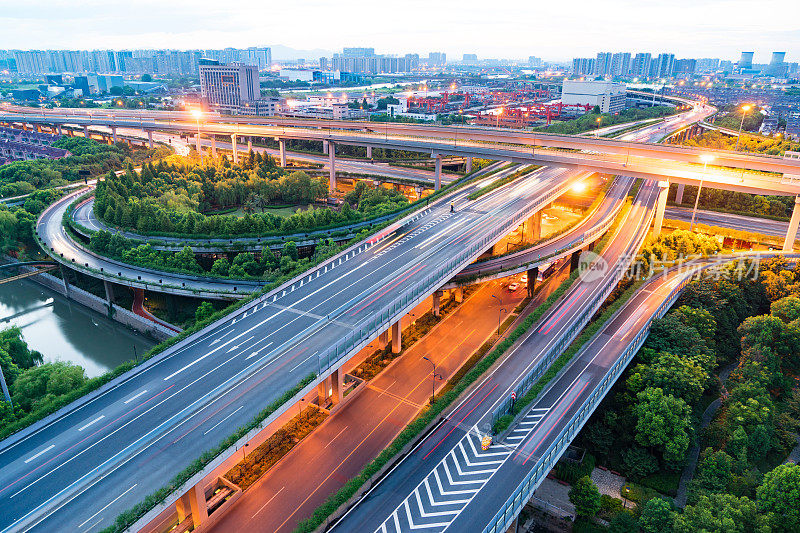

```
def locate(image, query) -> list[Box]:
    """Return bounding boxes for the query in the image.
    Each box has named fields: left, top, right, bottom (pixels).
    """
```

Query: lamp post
left=734, top=104, right=752, bottom=151
left=422, top=356, right=436, bottom=404
left=595, top=116, right=602, bottom=138
left=691, top=154, right=715, bottom=231
left=490, top=294, right=507, bottom=335
left=191, top=108, right=203, bottom=159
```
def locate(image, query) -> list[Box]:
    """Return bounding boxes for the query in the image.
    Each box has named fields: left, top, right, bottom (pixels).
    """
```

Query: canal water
left=0, top=279, right=155, bottom=378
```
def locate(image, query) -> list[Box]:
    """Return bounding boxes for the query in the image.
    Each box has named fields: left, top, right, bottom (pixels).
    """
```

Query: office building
left=199, top=59, right=259, bottom=114
left=561, top=79, right=626, bottom=113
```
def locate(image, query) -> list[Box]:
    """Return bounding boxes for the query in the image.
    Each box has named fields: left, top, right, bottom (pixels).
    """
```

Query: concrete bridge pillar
left=524, top=211, right=542, bottom=243
left=278, top=138, right=287, bottom=167
left=570, top=250, right=581, bottom=273
left=146, top=130, right=153, bottom=149
left=111, top=126, right=117, bottom=143
left=67, top=128, right=74, bottom=137
left=366, top=145, right=372, bottom=159
left=432, top=290, right=442, bottom=317
left=176, top=484, right=207, bottom=529
left=433, top=153, right=442, bottom=191
left=195, top=132, right=202, bottom=158
left=783, top=196, right=800, bottom=252
left=211, top=136, right=217, bottom=157
left=378, top=329, right=389, bottom=348
left=56, top=125, right=62, bottom=135
left=35, top=124, right=42, bottom=133
left=454, top=286, right=463, bottom=303
left=391, top=320, right=402, bottom=354
left=82, top=125, right=89, bottom=139
left=59, top=265, right=70, bottom=297
left=675, top=183, right=685, bottom=204
left=247, top=136, right=253, bottom=152
left=465, top=156, right=473, bottom=173
left=329, top=141, right=337, bottom=190
left=231, top=134, right=238, bottom=164
left=323, top=140, right=329, bottom=154
left=527, top=267, right=539, bottom=298
left=653, top=180, right=670, bottom=236
left=103, top=279, right=115, bottom=306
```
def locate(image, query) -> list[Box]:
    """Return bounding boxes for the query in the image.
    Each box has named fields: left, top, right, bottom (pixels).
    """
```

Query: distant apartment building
left=561, top=79, right=626, bottom=113
left=675, top=58, right=697, bottom=75
left=427, top=52, right=447, bottom=67
left=631, top=53, right=652, bottom=78
left=595, top=52, right=613, bottom=77
left=528, top=56, right=543, bottom=68
left=610, top=52, right=631, bottom=77
left=199, top=60, right=259, bottom=114
left=572, top=57, right=596, bottom=76
left=695, top=58, right=720, bottom=73
left=651, top=53, right=675, bottom=78
left=330, top=51, right=418, bottom=74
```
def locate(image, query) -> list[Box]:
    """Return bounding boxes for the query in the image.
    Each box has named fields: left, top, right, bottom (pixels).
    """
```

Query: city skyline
left=2, top=0, right=798, bottom=62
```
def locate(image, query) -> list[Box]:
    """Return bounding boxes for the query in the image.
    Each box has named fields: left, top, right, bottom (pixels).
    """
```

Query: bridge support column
left=56, top=125, right=62, bottom=135
left=524, top=211, right=541, bottom=243
left=323, top=140, right=329, bottom=154
left=111, top=127, right=117, bottom=143
left=391, top=320, right=402, bottom=354
left=195, top=132, right=202, bottom=158
left=527, top=267, right=538, bottom=298
left=433, top=290, right=442, bottom=317
left=231, top=134, right=238, bottom=164
left=433, top=153, right=442, bottom=191
left=176, top=484, right=207, bottom=529
left=366, top=146, right=372, bottom=158
left=378, top=329, right=389, bottom=348
left=329, top=142, right=336, bottom=190
left=465, top=156, right=473, bottom=173
left=675, top=183, right=685, bottom=204
left=82, top=125, right=89, bottom=139
left=783, top=196, right=800, bottom=252
left=570, top=250, right=581, bottom=273
left=454, top=286, right=463, bottom=303
left=59, top=265, right=70, bottom=297
left=247, top=137, right=252, bottom=152
left=278, top=138, right=287, bottom=167
left=653, top=180, right=669, bottom=236
left=210, top=136, right=217, bottom=157
left=35, top=124, right=42, bottom=133
left=103, top=279, right=114, bottom=306
left=146, top=130, right=153, bottom=149
left=67, top=128, right=74, bottom=137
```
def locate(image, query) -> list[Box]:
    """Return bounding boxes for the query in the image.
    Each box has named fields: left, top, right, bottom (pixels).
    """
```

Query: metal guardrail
left=482, top=268, right=696, bottom=533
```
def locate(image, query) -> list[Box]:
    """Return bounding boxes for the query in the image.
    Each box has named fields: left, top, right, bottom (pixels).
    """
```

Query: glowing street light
left=735, top=104, right=752, bottom=151
left=691, top=154, right=715, bottom=231
left=191, top=108, right=203, bottom=159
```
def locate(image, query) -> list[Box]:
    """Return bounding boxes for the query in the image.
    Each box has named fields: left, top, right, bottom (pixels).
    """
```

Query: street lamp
left=595, top=116, right=602, bottom=137
left=422, top=356, right=436, bottom=404
left=734, top=104, right=752, bottom=151
left=690, top=154, right=715, bottom=231
left=490, top=294, right=507, bottom=335
left=497, top=107, right=504, bottom=128
left=191, top=108, right=203, bottom=159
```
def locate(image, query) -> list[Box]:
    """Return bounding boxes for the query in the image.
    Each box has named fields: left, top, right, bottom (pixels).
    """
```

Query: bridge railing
left=317, top=178, right=577, bottom=374
left=482, top=269, right=696, bottom=533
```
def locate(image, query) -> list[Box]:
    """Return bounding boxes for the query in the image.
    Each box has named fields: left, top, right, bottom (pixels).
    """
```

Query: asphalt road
left=665, top=205, right=795, bottom=242
left=0, top=162, right=574, bottom=532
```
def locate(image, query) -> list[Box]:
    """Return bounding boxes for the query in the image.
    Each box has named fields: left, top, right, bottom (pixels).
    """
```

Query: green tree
left=756, top=463, right=800, bottom=532
left=11, top=362, right=87, bottom=411
left=282, top=241, right=299, bottom=261
left=674, top=493, right=759, bottom=533
left=568, top=475, right=601, bottom=518
left=607, top=512, right=639, bottom=533
left=634, top=387, right=692, bottom=464
left=771, top=296, right=800, bottom=323
left=639, top=498, right=674, bottom=533
left=621, top=446, right=659, bottom=479
left=195, top=302, right=215, bottom=323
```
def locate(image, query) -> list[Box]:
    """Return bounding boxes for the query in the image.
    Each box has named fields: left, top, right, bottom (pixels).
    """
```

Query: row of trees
left=94, top=155, right=409, bottom=238
left=533, top=105, right=678, bottom=136
left=684, top=130, right=799, bottom=157
left=670, top=178, right=796, bottom=219
left=0, top=137, right=168, bottom=198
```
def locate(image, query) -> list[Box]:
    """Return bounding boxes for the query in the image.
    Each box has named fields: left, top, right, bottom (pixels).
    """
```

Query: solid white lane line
left=203, top=406, right=244, bottom=436
left=290, top=351, right=318, bottom=373
left=122, top=390, right=148, bottom=404
left=78, top=484, right=137, bottom=528
left=78, top=416, right=105, bottom=432
left=24, top=445, right=55, bottom=464
left=252, top=486, right=285, bottom=518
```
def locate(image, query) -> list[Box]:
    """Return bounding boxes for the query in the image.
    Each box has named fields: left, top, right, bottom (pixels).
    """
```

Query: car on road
left=508, top=282, right=519, bottom=292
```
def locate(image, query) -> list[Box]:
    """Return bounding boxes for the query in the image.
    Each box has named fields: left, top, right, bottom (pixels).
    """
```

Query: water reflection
left=0, top=279, right=155, bottom=378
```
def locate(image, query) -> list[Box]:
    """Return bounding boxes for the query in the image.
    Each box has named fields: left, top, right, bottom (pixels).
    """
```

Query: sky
left=1, top=0, right=798, bottom=63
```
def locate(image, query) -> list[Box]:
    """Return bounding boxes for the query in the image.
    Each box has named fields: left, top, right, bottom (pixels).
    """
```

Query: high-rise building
left=528, top=56, right=543, bottom=68
left=427, top=52, right=447, bottom=66
left=674, top=59, right=696, bottom=75
left=738, top=51, right=754, bottom=70
left=695, top=58, right=720, bottom=73
left=651, top=53, right=675, bottom=78
left=610, top=52, right=631, bottom=77
left=343, top=47, right=375, bottom=58
left=631, top=53, right=652, bottom=78
left=199, top=59, right=259, bottom=114
left=595, top=52, right=613, bottom=77
left=572, top=57, right=595, bottom=76
left=462, top=53, right=478, bottom=63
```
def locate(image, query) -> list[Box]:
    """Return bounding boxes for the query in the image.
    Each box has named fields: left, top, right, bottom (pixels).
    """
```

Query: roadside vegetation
left=94, top=153, right=409, bottom=238
left=0, top=137, right=169, bottom=198
left=534, top=106, right=677, bottom=136
left=684, top=129, right=800, bottom=156
left=562, top=256, right=800, bottom=532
